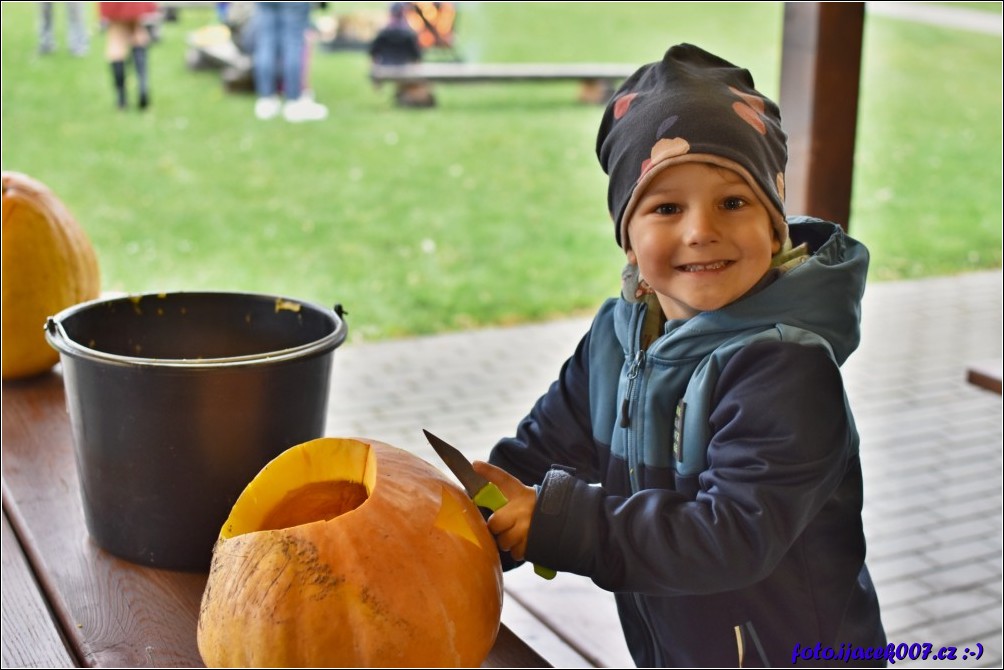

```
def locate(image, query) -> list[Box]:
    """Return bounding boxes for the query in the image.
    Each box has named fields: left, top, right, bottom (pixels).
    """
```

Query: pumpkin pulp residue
left=259, top=480, right=368, bottom=531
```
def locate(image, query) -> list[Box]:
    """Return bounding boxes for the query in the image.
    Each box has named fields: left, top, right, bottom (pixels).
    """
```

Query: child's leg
left=66, top=2, right=89, bottom=56
left=300, top=30, right=313, bottom=97
left=110, top=59, right=127, bottom=109
left=38, top=2, right=55, bottom=54
left=253, top=4, right=279, bottom=99
left=104, top=21, right=130, bottom=61
left=105, top=21, right=130, bottom=108
left=277, top=3, right=308, bottom=100
left=132, top=45, right=149, bottom=109
left=130, top=20, right=152, bottom=109
left=130, top=19, right=150, bottom=49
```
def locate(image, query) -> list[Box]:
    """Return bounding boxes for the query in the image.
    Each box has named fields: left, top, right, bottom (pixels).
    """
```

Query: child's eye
left=654, top=203, right=682, bottom=215
left=722, top=196, right=747, bottom=211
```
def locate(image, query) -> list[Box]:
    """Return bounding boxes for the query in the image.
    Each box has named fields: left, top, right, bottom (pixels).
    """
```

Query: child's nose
left=681, top=208, right=720, bottom=245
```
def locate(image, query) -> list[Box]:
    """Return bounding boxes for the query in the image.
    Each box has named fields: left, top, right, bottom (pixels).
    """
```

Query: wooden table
left=1, top=371, right=550, bottom=668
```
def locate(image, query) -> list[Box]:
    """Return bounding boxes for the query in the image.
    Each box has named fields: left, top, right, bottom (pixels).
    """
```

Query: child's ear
left=771, top=231, right=782, bottom=255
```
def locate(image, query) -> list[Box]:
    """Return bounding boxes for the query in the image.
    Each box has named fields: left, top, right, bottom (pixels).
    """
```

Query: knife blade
left=423, top=429, right=507, bottom=510
left=423, top=429, right=556, bottom=580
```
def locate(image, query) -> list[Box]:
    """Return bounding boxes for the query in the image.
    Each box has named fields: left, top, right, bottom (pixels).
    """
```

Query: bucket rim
left=44, top=290, right=348, bottom=369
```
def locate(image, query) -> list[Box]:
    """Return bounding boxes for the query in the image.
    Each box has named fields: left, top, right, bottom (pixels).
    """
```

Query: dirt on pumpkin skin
left=260, top=480, right=368, bottom=531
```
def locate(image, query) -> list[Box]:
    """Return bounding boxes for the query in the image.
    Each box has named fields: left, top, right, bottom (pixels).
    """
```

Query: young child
left=99, top=2, right=157, bottom=110
left=472, top=43, right=887, bottom=667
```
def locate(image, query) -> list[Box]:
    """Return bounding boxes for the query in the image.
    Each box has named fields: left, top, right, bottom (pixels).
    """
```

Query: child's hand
left=471, top=461, right=536, bottom=561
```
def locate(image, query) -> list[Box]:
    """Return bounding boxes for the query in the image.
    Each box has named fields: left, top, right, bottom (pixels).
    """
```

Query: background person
left=252, top=2, right=327, bottom=123
left=38, top=2, right=89, bottom=56
left=369, top=2, right=422, bottom=66
left=368, top=2, right=434, bottom=107
left=99, top=2, right=157, bottom=110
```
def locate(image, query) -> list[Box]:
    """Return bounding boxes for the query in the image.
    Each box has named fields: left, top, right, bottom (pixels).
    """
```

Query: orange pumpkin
left=1, top=171, right=100, bottom=379
left=197, top=437, right=504, bottom=667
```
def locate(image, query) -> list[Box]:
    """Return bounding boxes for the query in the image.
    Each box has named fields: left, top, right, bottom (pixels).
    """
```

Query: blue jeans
left=252, top=2, right=310, bottom=100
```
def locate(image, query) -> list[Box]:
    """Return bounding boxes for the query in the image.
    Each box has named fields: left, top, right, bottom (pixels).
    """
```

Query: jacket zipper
left=621, top=348, right=646, bottom=493
left=620, top=349, right=646, bottom=428
left=622, top=303, right=650, bottom=493
left=622, top=305, right=661, bottom=664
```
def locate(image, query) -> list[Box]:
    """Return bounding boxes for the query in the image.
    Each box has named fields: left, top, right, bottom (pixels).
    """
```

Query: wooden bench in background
left=370, top=62, right=637, bottom=106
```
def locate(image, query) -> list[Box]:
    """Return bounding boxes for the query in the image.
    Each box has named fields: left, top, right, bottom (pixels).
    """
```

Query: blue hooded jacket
left=490, top=219, right=887, bottom=666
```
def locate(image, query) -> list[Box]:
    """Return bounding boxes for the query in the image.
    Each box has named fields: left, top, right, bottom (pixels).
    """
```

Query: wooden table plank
left=1, top=509, right=76, bottom=669
left=2, top=373, right=207, bottom=668
left=0, top=372, right=550, bottom=668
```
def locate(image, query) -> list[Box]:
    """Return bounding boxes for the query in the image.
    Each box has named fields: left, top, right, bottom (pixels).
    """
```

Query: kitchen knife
left=423, top=429, right=556, bottom=580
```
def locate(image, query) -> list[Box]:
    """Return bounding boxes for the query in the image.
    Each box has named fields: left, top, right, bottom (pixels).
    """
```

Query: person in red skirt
left=99, top=2, right=158, bottom=109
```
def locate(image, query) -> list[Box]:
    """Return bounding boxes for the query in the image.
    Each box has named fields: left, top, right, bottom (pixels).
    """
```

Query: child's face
left=625, top=162, right=781, bottom=320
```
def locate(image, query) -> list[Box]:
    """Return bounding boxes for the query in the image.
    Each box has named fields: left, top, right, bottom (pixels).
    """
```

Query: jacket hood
left=618, top=218, right=869, bottom=366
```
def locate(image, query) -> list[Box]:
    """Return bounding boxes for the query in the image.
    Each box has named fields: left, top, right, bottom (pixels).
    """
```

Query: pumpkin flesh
left=259, top=480, right=368, bottom=531
left=197, top=437, right=503, bottom=668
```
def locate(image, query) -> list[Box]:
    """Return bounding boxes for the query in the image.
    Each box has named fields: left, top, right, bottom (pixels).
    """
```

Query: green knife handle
left=534, top=564, right=557, bottom=580
left=474, top=483, right=557, bottom=580
left=473, top=482, right=508, bottom=511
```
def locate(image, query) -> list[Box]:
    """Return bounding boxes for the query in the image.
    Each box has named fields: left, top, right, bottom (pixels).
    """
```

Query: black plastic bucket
left=45, top=291, right=348, bottom=571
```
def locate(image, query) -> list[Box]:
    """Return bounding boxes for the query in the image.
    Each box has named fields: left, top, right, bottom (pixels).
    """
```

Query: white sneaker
left=283, top=97, right=328, bottom=123
left=254, top=96, right=281, bottom=120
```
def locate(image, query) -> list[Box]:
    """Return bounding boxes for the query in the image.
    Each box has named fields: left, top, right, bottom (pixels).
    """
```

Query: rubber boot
left=132, top=46, right=150, bottom=109
left=111, top=60, right=126, bottom=109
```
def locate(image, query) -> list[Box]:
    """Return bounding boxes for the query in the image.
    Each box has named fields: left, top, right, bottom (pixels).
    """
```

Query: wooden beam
left=779, top=2, right=865, bottom=230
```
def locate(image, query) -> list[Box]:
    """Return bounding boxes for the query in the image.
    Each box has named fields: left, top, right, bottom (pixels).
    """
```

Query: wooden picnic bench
left=370, top=62, right=638, bottom=105
left=0, top=371, right=551, bottom=668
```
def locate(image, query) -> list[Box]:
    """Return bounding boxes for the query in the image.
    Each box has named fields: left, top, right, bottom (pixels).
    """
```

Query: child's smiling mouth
left=678, top=260, right=734, bottom=272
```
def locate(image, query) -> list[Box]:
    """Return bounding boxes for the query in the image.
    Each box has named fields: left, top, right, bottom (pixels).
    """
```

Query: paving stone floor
left=324, top=269, right=1003, bottom=667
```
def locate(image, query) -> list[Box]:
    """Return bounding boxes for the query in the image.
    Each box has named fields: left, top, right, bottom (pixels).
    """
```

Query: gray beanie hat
left=596, top=43, right=788, bottom=249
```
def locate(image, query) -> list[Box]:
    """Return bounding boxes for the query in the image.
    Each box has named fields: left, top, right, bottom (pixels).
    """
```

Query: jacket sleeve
left=524, top=340, right=857, bottom=596
left=488, top=327, right=601, bottom=487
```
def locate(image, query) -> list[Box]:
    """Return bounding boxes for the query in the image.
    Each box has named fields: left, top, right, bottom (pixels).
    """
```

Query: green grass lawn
left=2, top=3, right=1000, bottom=342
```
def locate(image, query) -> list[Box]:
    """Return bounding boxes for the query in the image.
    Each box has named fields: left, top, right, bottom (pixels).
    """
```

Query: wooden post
left=779, top=2, right=865, bottom=230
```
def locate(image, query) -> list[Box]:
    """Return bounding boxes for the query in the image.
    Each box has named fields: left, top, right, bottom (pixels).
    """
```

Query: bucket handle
left=45, top=316, right=77, bottom=352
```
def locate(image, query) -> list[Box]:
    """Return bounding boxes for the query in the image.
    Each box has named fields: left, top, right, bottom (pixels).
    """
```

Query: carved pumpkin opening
left=221, top=438, right=376, bottom=539
left=259, top=480, right=368, bottom=531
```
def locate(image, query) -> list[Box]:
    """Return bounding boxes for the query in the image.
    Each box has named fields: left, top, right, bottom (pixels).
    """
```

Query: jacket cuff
left=525, top=466, right=602, bottom=574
